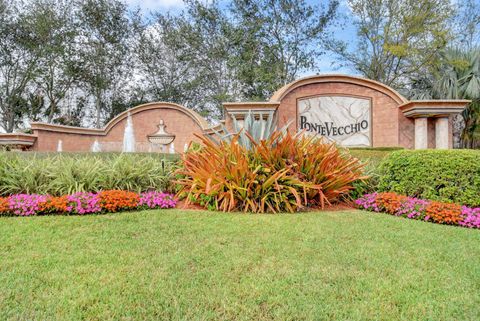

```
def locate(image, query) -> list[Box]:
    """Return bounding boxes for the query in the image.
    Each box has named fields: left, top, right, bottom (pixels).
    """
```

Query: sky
left=123, top=0, right=356, bottom=75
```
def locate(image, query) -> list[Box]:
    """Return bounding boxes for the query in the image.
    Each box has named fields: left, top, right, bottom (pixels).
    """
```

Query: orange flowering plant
left=99, top=190, right=140, bottom=212
left=0, top=190, right=176, bottom=216
left=356, top=192, right=480, bottom=229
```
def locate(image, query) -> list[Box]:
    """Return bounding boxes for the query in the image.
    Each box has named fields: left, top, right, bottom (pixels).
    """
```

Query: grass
left=1, top=209, right=479, bottom=320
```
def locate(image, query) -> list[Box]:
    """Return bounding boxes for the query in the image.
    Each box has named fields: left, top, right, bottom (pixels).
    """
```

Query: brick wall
left=275, top=81, right=411, bottom=148
left=33, top=106, right=205, bottom=153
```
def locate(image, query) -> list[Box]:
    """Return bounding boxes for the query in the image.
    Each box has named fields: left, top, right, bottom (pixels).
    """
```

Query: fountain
left=122, top=112, right=135, bottom=153
left=57, top=140, right=63, bottom=152
left=91, top=139, right=101, bottom=152
left=147, top=119, right=175, bottom=154
left=184, top=143, right=189, bottom=152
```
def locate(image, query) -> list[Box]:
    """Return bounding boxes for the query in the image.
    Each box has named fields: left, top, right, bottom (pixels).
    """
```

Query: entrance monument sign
left=0, top=74, right=470, bottom=151
left=298, top=95, right=371, bottom=147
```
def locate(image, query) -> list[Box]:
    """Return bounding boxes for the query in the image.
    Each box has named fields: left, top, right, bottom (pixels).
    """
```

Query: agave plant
left=209, top=110, right=293, bottom=149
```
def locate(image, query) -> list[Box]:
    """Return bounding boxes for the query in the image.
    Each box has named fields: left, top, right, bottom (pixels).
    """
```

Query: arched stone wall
left=31, top=102, right=210, bottom=152
left=270, top=75, right=412, bottom=148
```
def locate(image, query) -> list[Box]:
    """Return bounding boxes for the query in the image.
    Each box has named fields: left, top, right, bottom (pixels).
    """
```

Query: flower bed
left=0, top=190, right=176, bottom=216
left=355, top=192, right=480, bottom=229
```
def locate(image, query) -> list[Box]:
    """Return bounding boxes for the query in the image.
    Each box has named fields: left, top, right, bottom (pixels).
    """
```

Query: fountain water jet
left=91, top=139, right=101, bottom=152
left=122, top=112, right=135, bottom=152
left=57, top=140, right=63, bottom=152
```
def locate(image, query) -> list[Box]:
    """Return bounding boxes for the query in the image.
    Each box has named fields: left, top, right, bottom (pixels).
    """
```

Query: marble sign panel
left=298, top=95, right=371, bottom=147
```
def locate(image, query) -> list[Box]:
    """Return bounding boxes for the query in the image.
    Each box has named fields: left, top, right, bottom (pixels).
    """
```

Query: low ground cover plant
left=356, top=192, right=480, bottom=228
left=177, top=131, right=365, bottom=213
left=0, top=190, right=176, bottom=216
left=0, top=153, right=178, bottom=195
left=378, top=149, right=480, bottom=206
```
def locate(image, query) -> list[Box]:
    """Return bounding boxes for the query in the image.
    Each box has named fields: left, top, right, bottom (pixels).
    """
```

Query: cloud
left=125, top=0, right=185, bottom=12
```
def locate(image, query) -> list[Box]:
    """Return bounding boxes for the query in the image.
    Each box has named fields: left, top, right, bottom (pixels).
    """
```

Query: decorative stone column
left=400, top=100, right=470, bottom=150
left=414, top=117, right=428, bottom=149
left=435, top=117, right=449, bottom=149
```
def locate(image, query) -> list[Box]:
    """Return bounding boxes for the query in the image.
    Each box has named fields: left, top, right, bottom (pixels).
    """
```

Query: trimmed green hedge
left=378, top=150, right=480, bottom=207
left=344, top=148, right=399, bottom=200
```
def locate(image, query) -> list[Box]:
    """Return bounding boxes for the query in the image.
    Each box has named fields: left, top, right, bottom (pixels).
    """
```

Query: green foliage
left=410, top=48, right=480, bottom=148
left=210, top=110, right=292, bottom=149
left=329, top=0, right=453, bottom=88
left=0, top=153, right=178, bottom=196
left=229, top=0, right=339, bottom=99
left=344, top=148, right=397, bottom=200
left=378, top=149, right=480, bottom=206
left=1, top=210, right=480, bottom=320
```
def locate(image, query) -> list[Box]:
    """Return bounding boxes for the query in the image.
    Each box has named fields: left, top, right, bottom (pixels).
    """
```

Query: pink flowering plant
left=356, top=192, right=480, bottom=229
left=67, top=192, right=102, bottom=215
left=8, top=194, right=48, bottom=216
left=459, top=206, right=480, bottom=228
left=0, top=190, right=176, bottom=216
left=139, top=191, right=177, bottom=209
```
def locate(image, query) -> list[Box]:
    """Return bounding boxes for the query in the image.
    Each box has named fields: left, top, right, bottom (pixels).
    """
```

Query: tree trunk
left=95, top=91, right=102, bottom=128
left=47, top=100, right=56, bottom=123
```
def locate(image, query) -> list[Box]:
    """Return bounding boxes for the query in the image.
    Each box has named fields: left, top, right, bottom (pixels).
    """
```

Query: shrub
left=345, top=148, right=396, bottom=200
left=355, top=192, right=480, bottom=229
left=0, top=153, right=178, bottom=196
left=378, top=150, right=480, bottom=207
left=176, top=131, right=364, bottom=213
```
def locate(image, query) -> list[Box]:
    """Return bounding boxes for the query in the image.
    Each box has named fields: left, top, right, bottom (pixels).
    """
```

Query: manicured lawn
left=1, top=210, right=479, bottom=320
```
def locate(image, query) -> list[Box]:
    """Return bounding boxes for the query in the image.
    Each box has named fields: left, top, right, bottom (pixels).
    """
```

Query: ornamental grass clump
left=176, top=131, right=365, bottom=213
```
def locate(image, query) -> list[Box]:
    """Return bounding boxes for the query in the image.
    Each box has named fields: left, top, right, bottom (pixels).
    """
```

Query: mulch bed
left=175, top=200, right=355, bottom=212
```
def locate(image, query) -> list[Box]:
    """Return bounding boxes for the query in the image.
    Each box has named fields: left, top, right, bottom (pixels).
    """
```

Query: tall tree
left=451, top=0, right=480, bottom=49
left=329, top=0, right=453, bottom=89
left=138, top=0, right=239, bottom=118
left=76, top=0, right=135, bottom=128
left=26, top=0, right=79, bottom=123
left=230, top=0, right=339, bottom=100
left=410, top=47, right=480, bottom=148
left=0, top=0, right=43, bottom=132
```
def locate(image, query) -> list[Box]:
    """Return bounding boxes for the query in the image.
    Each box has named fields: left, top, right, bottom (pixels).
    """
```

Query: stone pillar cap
left=399, top=100, right=470, bottom=118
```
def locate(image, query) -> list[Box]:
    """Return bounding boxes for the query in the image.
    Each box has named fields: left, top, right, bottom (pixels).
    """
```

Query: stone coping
left=399, top=100, right=471, bottom=118
left=269, top=74, right=408, bottom=104
left=30, top=102, right=213, bottom=135
left=223, top=102, right=280, bottom=109
left=0, top=133, right=37, bottom=146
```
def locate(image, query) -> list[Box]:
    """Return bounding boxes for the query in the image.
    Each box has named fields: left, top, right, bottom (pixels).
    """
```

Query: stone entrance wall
left=272, top=78, right=411, bottom=148
left=30, top=102, right=212, bottom=153
left=0, top=74, right=469, bottom=152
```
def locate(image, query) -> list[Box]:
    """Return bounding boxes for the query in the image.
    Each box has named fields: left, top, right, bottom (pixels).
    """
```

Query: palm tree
left=410, top=47, right=480, bottom=148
